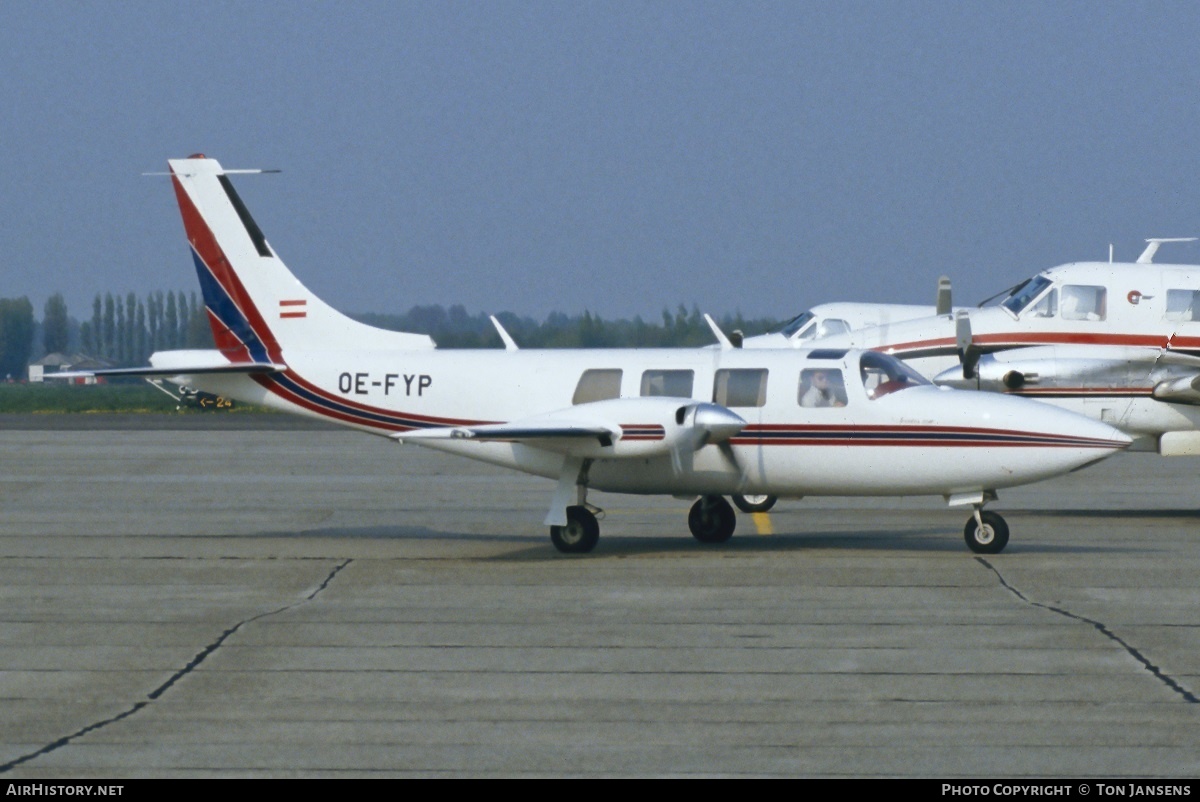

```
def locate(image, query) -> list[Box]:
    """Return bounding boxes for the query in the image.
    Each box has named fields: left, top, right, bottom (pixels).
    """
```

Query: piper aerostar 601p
left=760, top=240, right=1200, bottom=457
left=75, top=155, right=1131, bottom=555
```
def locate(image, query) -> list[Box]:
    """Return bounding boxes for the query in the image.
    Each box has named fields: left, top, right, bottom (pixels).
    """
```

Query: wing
left=392, top=396, right=744, bottom=460
left=395, top=419, right=617, bottom=445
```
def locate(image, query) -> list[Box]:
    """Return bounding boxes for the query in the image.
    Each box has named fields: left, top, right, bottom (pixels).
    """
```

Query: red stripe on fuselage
left=729, top=437, right=1113, bottom=448
left=879, top=331, right=1198, bottom=355
left=248, top=369, right=486, bottom=430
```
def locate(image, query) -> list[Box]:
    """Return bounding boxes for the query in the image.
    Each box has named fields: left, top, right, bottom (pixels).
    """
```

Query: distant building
left=28, top=353, right=112, bottom=384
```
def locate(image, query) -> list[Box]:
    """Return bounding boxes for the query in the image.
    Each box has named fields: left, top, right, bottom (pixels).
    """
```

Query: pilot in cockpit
left=800, top=369, right=847, bottom=407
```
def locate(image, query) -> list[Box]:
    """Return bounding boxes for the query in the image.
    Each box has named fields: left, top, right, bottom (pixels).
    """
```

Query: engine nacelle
left=556, top=397, right=746, bottom=459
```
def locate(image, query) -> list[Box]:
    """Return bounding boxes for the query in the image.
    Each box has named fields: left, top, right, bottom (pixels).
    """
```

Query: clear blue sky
left=3, top=1, right=1198, bottom=324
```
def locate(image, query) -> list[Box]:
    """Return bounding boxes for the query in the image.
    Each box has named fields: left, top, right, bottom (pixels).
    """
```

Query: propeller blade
left=955, top=310, right=981, bottom=380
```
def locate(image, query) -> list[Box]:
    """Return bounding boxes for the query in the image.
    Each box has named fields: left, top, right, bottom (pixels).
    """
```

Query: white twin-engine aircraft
left=90, top=156, right=1131, bottom=555
left=748, top=240, right=1200, bottom=458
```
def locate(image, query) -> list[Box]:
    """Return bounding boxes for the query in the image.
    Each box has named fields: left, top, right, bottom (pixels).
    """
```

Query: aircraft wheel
left=689, top=495, right=737, bottom=544
left=550, top=505, right=600, bottom=554
left=964, top=510, right=1009, bottom=554
left=732, top=494, right=777, bottom=514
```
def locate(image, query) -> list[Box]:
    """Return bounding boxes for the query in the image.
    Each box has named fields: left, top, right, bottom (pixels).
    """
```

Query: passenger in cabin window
left=1061, top=285, right=1105, bottom=321
left=799, top=369, right=847, bottom=408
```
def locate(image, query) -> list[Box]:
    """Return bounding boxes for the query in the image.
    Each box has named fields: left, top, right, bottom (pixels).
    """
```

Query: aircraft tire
left=732, top=494, right=777, bottom=514
left=550, top=505, right=600, bottom=554
left=964, top=510, right=1009, bottom=554
left=689, top=495, right=737, bottom=544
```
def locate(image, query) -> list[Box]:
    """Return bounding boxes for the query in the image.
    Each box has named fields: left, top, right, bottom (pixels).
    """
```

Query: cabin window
left=572, top=369, right=622, bottom=404
left=1060, top=285, right=1106, bottom=321
left=798, top=369, right=848, bottom=408
left=1166, top=290, right=1200, bottom=322
left=640, top=369, right=694, bottom=398
left=859, top=351, right=929, bottom=400
left=713, top=369, right=768, bottom=407
left=816, top=318, right=850, bottom=338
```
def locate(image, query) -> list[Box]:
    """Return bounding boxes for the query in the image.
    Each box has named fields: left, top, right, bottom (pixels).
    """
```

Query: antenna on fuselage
left=490, top=315, right=519, bottom=351
left=1137, top=237, right=1197, bottom=264
left=703, top=314, right=738, bottom=349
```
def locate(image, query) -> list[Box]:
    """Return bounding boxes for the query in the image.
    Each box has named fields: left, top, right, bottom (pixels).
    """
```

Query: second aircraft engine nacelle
left=935, top=353, right=1041, bottom=392
left=934, top=346, right=1161, bottom=394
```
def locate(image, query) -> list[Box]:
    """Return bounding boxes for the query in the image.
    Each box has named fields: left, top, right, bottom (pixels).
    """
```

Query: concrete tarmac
left=1, top=418, right=1198, bottom=777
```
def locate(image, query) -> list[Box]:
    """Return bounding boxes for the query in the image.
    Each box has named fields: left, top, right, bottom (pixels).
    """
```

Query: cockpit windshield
left=779, top=311, right=851, bottom=340
left=779, top=311, right=815, bottom=339
left=1001, top=276, right=1053, bottom=317
left=858, top=351, right=930, bottom=400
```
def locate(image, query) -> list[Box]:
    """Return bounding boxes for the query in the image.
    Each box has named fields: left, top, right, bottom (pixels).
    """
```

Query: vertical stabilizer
left=169, top=155, right=435, bottom=361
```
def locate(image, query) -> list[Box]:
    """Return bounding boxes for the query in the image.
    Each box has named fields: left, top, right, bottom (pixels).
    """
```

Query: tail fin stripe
left=172, top=172, right=283, bottom=362
left=191, top=249, right=271, bottom=363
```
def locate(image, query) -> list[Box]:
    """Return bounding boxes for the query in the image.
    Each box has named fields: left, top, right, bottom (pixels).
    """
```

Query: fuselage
left=171, top=344, right=1128, bottom=498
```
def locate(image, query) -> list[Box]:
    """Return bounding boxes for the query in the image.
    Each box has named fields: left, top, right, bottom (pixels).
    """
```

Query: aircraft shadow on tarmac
left=1016, top=507, right=1200, bottom=519
left=241, top=522, right=1130, bottom=557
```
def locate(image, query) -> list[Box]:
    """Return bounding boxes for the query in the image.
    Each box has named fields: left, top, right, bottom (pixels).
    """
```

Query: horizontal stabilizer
left=47, top=349, right=285, bottom=380
left=49, top=362, right=285, bottom=380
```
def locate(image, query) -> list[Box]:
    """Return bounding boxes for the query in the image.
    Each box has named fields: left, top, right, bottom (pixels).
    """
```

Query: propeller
left=955, top=310, right=982, bottom=381
left=669, top=403, right=746, bottom=476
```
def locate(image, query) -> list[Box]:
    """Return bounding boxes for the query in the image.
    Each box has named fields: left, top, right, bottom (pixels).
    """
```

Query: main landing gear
left=550, top=505, right=601, bottom=554
left=731, top=493, right=777, bottom=514
left=548, top=493, right=742, bottom=553
left=963, top=508, right=1009, bottom=554
left=688, top=495, right=737, bottom=544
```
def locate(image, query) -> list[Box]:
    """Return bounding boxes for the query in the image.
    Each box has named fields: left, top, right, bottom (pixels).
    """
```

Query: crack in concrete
left=0, top=558, right=352, bottom=773
left=977, top=556, right=1197, bottom=704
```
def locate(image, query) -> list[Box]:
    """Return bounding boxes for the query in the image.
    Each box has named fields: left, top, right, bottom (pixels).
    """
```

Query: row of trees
left=356, top=304, right=780, bottom=349
left=79, top=291, right=211, bottom=365
left=0, top=291, right=209, bottom=379
left=0, top=298, right=35, bottom=380
left=0, top=292, right=784, bottom=380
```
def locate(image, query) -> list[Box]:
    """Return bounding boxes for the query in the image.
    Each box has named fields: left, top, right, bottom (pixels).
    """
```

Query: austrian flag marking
left=279, top=299, right=307, bottom=319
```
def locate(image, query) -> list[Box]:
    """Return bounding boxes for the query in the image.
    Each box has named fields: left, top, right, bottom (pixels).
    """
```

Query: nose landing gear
left=964, top=508, right=1009, bottom=554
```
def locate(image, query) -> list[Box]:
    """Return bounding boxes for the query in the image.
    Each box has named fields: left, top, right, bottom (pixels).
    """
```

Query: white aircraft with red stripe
left=74, top=155, right=1132, bottom=554
left=750, top=240, right=1200, bottom=457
